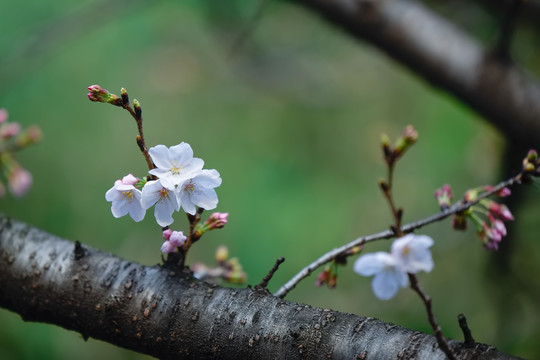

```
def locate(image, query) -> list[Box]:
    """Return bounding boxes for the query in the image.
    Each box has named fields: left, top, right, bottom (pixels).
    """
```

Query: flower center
left=159, top=187, right=169, bottom=199
left=401, top=246, right=410, bottom=256
left=170, top=163, right=183, bottom=175
left=121, top=190, right=134, bottom=202
left=184, top=182, right=195, bottom=194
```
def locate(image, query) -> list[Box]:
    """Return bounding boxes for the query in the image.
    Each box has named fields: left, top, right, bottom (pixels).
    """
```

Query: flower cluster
left=105, top=142, right=222, bottom=226
left=467, top=191, right=514, bottom=251
left=0, top=109, right=42, bottom=197
left=353, top=234, right=434, bottom=300
left=160, top=229, right=187, bottom=253
left=438, top=184, right=514, bottom=250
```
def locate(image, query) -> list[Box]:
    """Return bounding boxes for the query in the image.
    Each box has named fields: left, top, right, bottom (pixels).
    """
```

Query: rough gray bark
left=0, top=215, right=520, bottom=359
left=295, top=0, right=540, bottom=147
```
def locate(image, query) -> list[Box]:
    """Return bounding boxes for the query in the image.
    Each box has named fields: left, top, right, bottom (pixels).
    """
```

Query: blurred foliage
left=1, top=0, right=539, bottom=359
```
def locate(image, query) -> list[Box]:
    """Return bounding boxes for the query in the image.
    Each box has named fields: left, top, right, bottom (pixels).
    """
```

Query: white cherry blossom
left=148, top=143, right=204, bottom=188
left=141, top=179, right=179, bottom=227
left=177, top=169, right=222, bottom=215
left=105, top=174, right=145, bottom=222
left=354, top=234, right=434, bottom=300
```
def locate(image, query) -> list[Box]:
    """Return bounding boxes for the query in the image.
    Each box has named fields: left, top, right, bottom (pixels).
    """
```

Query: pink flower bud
left=121, top=174, right=139, bottom=186
left=160, top=241, right=177, bottom=254
left=87, top=85, right=121, bottom=105
left=205, top=212, right=229, bottom=230
left=434, top=184, right=452, bottom=210
left=497, top=187, right=511, bottom=197
left=162, top=229, right=172, bottom=240
left=488, top=202, right=514, bottom=221
left=169, top=231, right=187, bottom=247
left=8, top=167, right=32, bottom=197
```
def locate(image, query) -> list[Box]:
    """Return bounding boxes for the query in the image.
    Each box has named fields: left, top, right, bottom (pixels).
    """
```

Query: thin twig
left=256, top=257, right=285, bottom=290
left=121, top=101, right=154, bottom=171
left=273, top=172, right=522, bottom=299
left=408, top=273, right=455, bottom=360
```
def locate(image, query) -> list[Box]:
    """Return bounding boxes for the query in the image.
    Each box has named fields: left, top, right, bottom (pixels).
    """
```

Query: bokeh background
left=1, top=0, right=539, bottom=358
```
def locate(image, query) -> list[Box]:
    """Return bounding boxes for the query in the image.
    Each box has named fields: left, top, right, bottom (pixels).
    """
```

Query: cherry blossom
left=148, top=143, right=204, bottom=188
left=105, top=174, right=145, bottom=222
left=141, top=179, right=179, bottom=226
left=177, top=169, right=222, bottom=215
left=354, top=234, right=434, bottom=300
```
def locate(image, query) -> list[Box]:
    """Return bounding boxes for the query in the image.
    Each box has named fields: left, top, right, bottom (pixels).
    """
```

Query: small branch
left=380, top=163, right=403, bottom=237
left=274, top=172, right=522, bottom=299
left=408, top=273, right=455, bottom=360
left=121, top=99, right=155, bottom=172
left=256, top=257, right=285, bottom=290
left=458, top=313, right=475, bottom=345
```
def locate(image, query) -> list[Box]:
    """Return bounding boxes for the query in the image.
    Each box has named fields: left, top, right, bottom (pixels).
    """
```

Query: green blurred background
left=1, top=0, right=539, bottom=358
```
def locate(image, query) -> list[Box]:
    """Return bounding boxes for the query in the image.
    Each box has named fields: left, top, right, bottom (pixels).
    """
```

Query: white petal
left=181, top=158, right=205, bottom=178
left=371, top=267, right=407, bottom=300
left=128, top=200, right=146, bottom=222
left=181, top=196, right=197, bottom=215
left=194, top=169, right=222, bottom=187
left=169, top=142, right=193, bottom=164
left=392, top=234, right=434, bottom=273
left=353, top=252, right=393, bottom=276
left=105, top=187, right=121, bottom=202
left=148, top=168, right=170, bottom=179
left=111, top=200, right=129, bottom=218
left=141, top=180, right=162, bottom=209
left=148, top=145, right=171, bottom=169
left=154, top=200, right=175, bottom=227
left=192, top=188, right=218, bottom=210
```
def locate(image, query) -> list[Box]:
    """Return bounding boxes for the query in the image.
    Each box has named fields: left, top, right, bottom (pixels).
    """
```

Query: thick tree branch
left=0, top=214, right=519, bottom=359
left=295, top=0, right=540, bottom=147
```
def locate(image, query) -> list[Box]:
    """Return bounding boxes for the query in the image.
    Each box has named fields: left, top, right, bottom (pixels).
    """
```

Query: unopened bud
left=8, top=166, right=32, bottom=197
left=394, top=125, right=418, bottom=155
left=435, top=184, right=453, bottom=210
left=381, top=133, right=392, bottom=157
left=87, top=84, right=122, bottom=106
left=120, top=88, right=129, bottom=105
left=16, top=125, right=42, bottom=147
left=402, top=125, right=418, bottom=144
left=215, top=245, right=228, bottom=263
left=205, top=212, right=229, bottom=230
left=379, top=180, right=389, bottom=192
left=133, top=99, right=142, bottom=118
